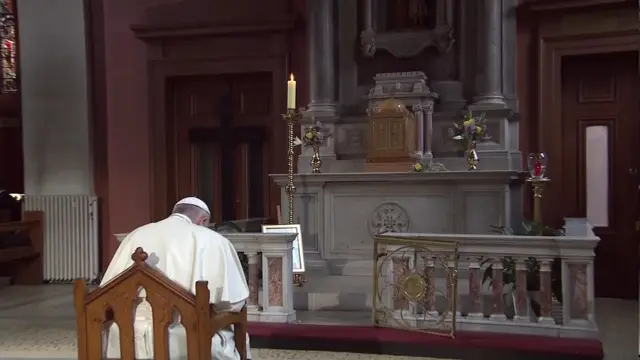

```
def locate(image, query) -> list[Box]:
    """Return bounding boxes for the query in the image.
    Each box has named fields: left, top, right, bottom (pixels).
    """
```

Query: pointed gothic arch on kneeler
left=73, top=247, right=248, bottom=360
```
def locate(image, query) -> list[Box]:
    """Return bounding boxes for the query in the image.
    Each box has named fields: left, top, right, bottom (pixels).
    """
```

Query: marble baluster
left=445, top=259, right=460, bottom=318
left=473, top=0, right=505, bottom=106
left=424, top=103, right=434, bottom=161
left=538, top=259, right=555, bottom=324
left=422, top=257, right=438, bottom=318
left=467, top=258, right=484, bottom=319
left=391, top=256, right=410, bottom=313
left=513, top=258, right=530, bottom=322
left=490, top=259, right=507, bottom=320
left=246, top=252, right=260, bottom=311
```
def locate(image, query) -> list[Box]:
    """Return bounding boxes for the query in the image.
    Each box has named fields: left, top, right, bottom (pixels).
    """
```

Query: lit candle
left=287, top=74, right=296, bottom=110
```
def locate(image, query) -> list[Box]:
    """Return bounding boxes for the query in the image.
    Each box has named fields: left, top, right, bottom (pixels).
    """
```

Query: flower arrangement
left=301, top=120, right=331, bottom=147
left=449, top=110, right=491, bottom=170
left=449, top=110, right=491, bottom=142
left=294, top=119, right=332, bottom=173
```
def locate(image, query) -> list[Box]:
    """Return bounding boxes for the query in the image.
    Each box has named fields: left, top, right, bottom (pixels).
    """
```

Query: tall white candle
left=287, top=74, right=296, bottom=110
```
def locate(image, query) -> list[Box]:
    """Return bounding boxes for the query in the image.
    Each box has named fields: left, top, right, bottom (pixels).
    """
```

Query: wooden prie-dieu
left=74, top=247, right=247, bottom=360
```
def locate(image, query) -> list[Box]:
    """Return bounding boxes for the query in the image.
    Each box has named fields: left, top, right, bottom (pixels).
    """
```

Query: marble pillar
left=473, top=0, right=505, bottom=106
left=300, top=0, right=338, bottom=172
left=306, top=0, right=336, bottom=115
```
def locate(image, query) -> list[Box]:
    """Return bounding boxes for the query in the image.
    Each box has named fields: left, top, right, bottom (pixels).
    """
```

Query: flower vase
left=467, top=139, right=478, bottom=170
left=310, top=144, right=322, bottom=174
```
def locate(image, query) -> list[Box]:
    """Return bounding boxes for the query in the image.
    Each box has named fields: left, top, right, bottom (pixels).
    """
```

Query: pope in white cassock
left=100, top=197, right=252, bottom=360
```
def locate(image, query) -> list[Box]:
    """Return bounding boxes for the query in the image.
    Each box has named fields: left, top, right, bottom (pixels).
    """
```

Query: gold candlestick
left=310, top=144, right=322, bottom=174
left=282, top=108, right=307, bottom=287
left=527, top=177, right=550, bottom=225
left=526, top=152, right=550, bottom=225
left=467, top=139, right=478, bottom=170
left=281, top=108, right=302, bottom=225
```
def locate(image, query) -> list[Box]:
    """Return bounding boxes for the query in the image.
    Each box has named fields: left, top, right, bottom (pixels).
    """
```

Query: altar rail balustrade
left=375, top=229, right=600, bottom=339
left=115, top=232, right=297, bottom=324
left=226, top=233, right=297, bottom=323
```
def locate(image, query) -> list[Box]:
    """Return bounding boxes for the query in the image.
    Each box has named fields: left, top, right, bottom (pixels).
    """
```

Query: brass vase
left=310, top=144, right=322, bottom=174
left=467, top=139, right=478, bottom=170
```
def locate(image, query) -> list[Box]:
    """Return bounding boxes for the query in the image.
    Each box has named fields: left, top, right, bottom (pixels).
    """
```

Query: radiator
left=24, top=195, right=99, bottom=282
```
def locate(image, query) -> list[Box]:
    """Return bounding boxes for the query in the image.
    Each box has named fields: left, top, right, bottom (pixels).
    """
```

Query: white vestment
left=100, top=214, right=252, bottom=360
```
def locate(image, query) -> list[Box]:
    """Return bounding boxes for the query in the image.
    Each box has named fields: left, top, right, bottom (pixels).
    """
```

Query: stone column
left=307, top=0, right=336, bottom=114
left=300, top=0, right=337, bottom=172
left=472, top=0, right=505, bottom=106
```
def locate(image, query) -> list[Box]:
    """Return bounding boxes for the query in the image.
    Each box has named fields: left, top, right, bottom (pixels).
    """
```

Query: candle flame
left=289, top=73, right=295, bottom=82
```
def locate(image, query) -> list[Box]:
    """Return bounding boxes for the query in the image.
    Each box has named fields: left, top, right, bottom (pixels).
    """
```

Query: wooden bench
left=0, top=211, right=44, bottom=284
left=74, top=247, right=248, bottom=360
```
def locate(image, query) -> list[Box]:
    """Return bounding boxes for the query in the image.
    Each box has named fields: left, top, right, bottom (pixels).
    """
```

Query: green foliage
left=483, top=220, right=564, bottom=307
left=489, top=220, right=565, bottom=237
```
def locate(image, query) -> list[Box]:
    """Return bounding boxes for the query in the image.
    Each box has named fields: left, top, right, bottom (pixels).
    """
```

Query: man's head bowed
left=172, top=197, right=211, bottom=226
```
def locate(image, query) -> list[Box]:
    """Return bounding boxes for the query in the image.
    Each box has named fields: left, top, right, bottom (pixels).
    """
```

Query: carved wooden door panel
left=560, top=52, right=639, bottom=299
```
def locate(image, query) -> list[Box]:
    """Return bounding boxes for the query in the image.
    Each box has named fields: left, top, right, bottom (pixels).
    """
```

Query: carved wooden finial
left=131, top=247, right=148, bottom=263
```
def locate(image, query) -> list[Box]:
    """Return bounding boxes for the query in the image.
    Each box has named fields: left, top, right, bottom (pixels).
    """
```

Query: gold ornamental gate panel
left=372, top=235, right=459, bottom=338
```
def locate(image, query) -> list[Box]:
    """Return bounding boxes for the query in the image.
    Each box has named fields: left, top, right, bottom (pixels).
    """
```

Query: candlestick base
left=293, top=273, right=307, bottom=287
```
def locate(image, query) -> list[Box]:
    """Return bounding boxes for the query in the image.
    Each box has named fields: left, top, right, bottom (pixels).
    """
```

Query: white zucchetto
left=175, top=197, right=210, bottom=215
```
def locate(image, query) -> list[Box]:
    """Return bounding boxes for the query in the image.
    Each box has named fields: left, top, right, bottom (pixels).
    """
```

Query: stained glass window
left=0, top=0, right=16, bottom=93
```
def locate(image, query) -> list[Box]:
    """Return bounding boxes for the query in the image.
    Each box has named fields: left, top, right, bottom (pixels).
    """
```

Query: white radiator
left=24, top=195, right=99, bottom=282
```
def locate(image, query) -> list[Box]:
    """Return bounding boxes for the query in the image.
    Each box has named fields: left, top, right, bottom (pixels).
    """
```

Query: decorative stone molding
left=369, top=202, right=410, bottom=236
left=360, top=0, right=455, bottom=58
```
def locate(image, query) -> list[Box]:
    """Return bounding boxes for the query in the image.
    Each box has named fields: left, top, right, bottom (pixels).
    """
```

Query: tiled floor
left=0, top=285, right=636, bottom=359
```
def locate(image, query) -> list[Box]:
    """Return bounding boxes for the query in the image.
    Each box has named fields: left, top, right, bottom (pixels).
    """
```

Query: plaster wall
left=18, top=0, right=93, bottom=195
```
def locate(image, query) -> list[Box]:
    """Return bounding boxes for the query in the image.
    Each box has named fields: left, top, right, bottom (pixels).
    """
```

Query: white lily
left=293, top=137, right=303, bottom=146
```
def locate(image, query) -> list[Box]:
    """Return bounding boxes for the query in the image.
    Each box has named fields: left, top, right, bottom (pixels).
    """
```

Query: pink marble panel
left=267, top=257, right=283, bottom=307
left=568, top=263, right=588, bottom=320
left=247, top=262, right=259, bottom=306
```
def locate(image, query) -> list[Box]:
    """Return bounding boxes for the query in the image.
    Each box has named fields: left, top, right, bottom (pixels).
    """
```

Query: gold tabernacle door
left=372, top=234, right=459, bottom=338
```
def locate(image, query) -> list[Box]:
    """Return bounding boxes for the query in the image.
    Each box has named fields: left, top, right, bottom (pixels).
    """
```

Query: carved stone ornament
left=369, top=202, right=410, bottom=236
left=360, top=0, right=455, bottom=58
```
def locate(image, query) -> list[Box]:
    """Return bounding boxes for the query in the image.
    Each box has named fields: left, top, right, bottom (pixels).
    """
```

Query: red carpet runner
left=248, top=322, right=603, bottom=360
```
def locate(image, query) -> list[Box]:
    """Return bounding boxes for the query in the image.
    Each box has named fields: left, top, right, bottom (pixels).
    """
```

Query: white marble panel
left=324, top=184, right=453, bottom=258
left=462, top=190, right=504, bottom=233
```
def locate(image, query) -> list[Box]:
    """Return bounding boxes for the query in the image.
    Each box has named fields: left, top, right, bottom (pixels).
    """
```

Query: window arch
left=0, top=0, right=16, bottom=93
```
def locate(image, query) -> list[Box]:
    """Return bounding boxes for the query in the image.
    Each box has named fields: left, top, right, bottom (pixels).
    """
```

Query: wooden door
left=560, top=52, right=639, bottom=299
left=176, top=73, right=271, bottom=223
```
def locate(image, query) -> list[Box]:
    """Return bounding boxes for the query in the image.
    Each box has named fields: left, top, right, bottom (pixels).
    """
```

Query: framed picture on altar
left=261, top=224, right=305, bottom=273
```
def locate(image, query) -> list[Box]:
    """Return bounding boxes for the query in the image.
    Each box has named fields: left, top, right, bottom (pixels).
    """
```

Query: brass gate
left=372, top=235, right=459, bottom=338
